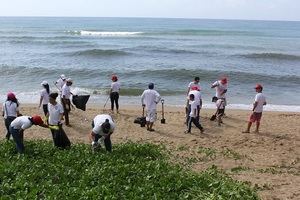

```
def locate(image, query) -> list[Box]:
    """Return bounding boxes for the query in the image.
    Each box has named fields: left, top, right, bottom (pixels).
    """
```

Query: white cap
left=60, top=74, right=66, bottom=80
left=66, top=78, right=73, bottom=83
left=41, top=81, right=48, bottom=86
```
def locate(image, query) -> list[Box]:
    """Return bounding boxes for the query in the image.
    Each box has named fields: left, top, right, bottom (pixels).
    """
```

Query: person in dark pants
left=47, top=92, right=71, bottom=148
left=9, top=115, right=47, bottom=153
left=89, top=114, right=115, bottom=152
left=39, top=81, right=50, bottom=116
left=2, top=92, right=20, bottom=140
left=185, top=94, right=204, bottom=134
left=110, top=75, right=121, bottom=113
left=62, top=78, right=73, bottom=126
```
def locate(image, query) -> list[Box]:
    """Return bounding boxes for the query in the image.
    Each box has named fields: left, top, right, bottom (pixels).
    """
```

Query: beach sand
left=1, top=104, right=299, bottom=200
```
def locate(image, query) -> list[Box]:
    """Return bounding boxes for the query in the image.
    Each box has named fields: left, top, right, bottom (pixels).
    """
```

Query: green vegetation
left=198, top=147, right=217, bottom=160
left=0, top=140, right=259, bottom=199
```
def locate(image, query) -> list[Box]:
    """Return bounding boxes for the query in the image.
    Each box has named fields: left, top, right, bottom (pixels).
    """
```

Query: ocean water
left=1, top=17, right=300, bottom=111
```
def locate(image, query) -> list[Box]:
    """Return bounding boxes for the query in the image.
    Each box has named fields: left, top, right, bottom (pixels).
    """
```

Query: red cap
left=31, top=115, right=44, bottom=125
left=255, top=84, right=263, bottom=89
left=221, top=77, right=228, bottom=84
left=111, top=75, right=118, bottom=81
left=7, top=92, right=16, bottom=100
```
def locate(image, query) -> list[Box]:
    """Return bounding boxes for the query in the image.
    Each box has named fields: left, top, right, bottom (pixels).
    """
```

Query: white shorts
left=146, top=109, right=157, bottom=123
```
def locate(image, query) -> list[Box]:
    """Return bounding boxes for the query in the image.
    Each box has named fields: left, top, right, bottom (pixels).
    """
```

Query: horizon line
left=0, top=15, right=299, bottom=22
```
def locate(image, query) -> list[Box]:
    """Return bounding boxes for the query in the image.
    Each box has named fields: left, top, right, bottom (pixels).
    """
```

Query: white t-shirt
left=10, top=116, right=33, bottom=130
left=212, top=80, right=227, bottom=98
left=188, top=82, right=200, bottom=91
left=56, top=78, right=65, bottom=91
left=141, top=89, right=161, bottom=110
left=111, top=82, right=121, bottom=93
left=92, top=114, right=115, bottom=135
left=40, top=89, right=50, bottom=105
left=254, top=93, right=266, bottom=113
left=62, top=84, right=71, bottom=99
left=188, top=90, right=201, bottom=106
left=216, top=99, right=225, bottom=109
left=189, top=101, right=198, bottom=117
left=48, top=103, right=64, bottom=125
left=2, top=101, right=19, bottom=118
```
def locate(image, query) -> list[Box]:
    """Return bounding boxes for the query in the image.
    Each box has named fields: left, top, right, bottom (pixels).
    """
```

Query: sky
left=0, top=0, right=299, bottom=21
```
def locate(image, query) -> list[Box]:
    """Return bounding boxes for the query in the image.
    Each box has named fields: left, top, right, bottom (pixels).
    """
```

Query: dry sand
left=1, top=104, right=299, bottom=200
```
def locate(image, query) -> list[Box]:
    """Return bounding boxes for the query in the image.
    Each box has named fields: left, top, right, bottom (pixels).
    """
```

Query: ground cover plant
left=0, top=140, right=259, bottom=199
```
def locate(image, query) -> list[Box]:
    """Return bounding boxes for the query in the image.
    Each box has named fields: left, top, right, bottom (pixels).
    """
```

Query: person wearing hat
left=89, top=114, right=115, bottom=152
left=46, top=92, right=71, bottom=148
left=39, top=81, right=50, bottom=116
left=54, top=74, right=67, bottom=93
left=243, top=84, right=267, bottom=133
left=141, top=83, right=161, bottom=132
left=2, top=92, right=20, bottom=140
left=9, top=115, right=47, bottom=153
left=187, top=77, right=200, bottom=95
left=110, top=75, right=121, bottom=113
left=62, top=78, right=73, bottom=126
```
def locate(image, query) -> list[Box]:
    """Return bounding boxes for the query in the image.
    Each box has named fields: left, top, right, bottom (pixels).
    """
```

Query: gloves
left=91, top=141, right=98, bottom=147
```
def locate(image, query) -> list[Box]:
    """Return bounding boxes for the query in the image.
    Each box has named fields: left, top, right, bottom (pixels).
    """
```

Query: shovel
left=141, top=106, right=146, bottom=127
left=161, top=99, right=166, bottom=124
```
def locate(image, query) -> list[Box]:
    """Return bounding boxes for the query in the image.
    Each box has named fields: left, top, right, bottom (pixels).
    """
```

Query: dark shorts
left=249, top=112, right=262, bottom=123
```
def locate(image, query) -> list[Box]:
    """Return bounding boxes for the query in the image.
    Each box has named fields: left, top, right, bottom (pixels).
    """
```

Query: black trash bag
left=51, top=125, right=71, bottom=149
left=134, top=117, right=146, bottom=127
left=72, top=95, right=90, bottom=111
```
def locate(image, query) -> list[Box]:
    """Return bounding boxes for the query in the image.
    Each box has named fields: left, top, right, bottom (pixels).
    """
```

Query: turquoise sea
left=1, top=17, right=300, bottom=111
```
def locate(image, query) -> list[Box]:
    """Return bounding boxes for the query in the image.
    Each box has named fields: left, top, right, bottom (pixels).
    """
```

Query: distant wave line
left=66, top=30, right=144, bottom=36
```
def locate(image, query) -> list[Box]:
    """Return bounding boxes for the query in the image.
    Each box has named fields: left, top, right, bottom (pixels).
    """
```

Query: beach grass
left=0, top=140, right=259, bottom=199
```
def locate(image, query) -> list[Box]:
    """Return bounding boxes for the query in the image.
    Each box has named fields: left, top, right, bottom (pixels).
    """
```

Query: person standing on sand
left=185, top=94, right=204, bottom=134
left=243, top=84, right=267, bottom=133
left=46, top=92, right=70, bottom=149
left=62, top=78, right=73, bottom=126
left=9, top=115, right=47, bottom=153
left=2, top=92, right=20, bottom=140
left=38, top=81, right=50, bottom=116
left=187, top=76, right=200, bottom=95
left=110, top=75, right=121, bottom=113
left=141, top=83, right=161, bottom=132
left=54, top=74, right=67, bottom=95
left=90, top=114, right=115, bottom=152
left=186, top=86, right=202, bottom=125
left=211, top=77, right=228, bottom=113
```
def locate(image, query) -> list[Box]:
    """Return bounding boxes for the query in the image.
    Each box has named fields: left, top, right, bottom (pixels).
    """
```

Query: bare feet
left=242, top=130, right=250, bottom=133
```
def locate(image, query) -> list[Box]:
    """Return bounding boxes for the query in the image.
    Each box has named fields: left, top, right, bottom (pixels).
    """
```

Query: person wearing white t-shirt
left=39, top=81, right=50, bottom=116
left=185, top=94, right=204, bottom=134
left=2, top=92, right=20, bottom=140
left=90, top=114, right=115, bottom=152
left=9, top=115, right=46, bottom=153
left=110, top=75, right=121, bottom=113
left=141, top=83, right=161, bottom=132
left=55, top=74, right=67, bottom=95
left=212, top=97, right=225, bottom=126
left=186, top=86, right=202, bottom=124
left=46, top=92, right=70, bottom=148
left=187, top=76, right=200, bottom=95
left=62, top=78, right=73, bottom=126
left=243, top=84, right=267, bottom=133
left=211, top=77, right=228, bottom=115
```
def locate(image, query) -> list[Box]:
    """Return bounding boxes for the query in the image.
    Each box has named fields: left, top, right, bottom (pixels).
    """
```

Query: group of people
left=2, top=74, right=119, bottom=153
left=183, top=76, right=266, bottom=134
left=2, top=73, right=266, bottom=154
